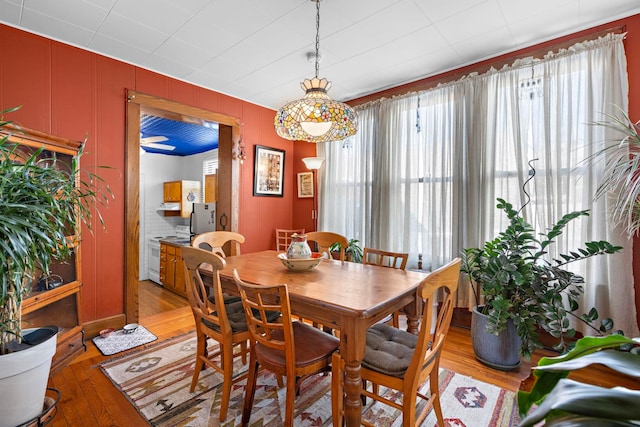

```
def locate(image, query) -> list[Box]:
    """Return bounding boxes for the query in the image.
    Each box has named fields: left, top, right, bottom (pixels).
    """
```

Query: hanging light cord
left=314, top=0, right=320, bottom=79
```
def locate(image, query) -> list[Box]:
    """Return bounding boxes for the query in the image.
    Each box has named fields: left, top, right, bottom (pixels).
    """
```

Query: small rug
left=100, top=332, right=520, bottom=426
left=93, top=325, right=158, bottom=356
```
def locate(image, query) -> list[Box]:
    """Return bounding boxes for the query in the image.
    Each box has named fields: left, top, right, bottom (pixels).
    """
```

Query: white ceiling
left=1, top=0, right=639, bottom=111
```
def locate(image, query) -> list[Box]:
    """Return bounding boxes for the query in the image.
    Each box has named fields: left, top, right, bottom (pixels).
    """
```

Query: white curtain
left=319, top=33, right=639, bottom=336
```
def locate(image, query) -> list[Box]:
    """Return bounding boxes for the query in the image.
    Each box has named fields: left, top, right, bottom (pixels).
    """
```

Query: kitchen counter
left=159, top=237, right=192, bottom=246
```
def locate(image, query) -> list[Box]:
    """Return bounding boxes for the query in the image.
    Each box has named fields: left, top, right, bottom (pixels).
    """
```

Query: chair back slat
left=362, top=247, right=408, bottom=270
left=233, top=270, right=294, bottom=353
left=182, top=246, right=232, bottom=338
left=306, top=231, right=348, bottom=260
left=275, top=228, right=305, bottom=252
left=408, top=257, right=461, bottom=383
left=192, top=231, right=245, bottom=257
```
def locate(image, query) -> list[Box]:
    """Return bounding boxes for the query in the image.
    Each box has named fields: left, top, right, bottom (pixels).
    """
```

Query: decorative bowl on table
left=277, top=252, right=324, bottom=271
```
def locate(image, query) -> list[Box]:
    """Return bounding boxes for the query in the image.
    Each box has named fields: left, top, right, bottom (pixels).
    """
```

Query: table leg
left=404, top=296, right=421, bottom=334
left=341, top=318, right=366, bottom=427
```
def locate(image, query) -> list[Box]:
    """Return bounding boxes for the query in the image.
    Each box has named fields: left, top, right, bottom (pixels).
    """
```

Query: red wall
left=3, top=14, right=639, bottom=327
left=0, top=24, right=307, bottom=323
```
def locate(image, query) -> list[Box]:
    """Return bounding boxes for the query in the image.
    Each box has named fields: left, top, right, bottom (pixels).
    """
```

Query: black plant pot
left=471, top=306, right=521, bottom=371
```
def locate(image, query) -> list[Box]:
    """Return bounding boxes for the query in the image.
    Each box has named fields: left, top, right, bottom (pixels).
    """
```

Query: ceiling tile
left=89, top=33, right=151, bottom=66
left=414, top=0, right=487, bottom=23
left=99, top=11, right=169, bottom=52
left=434, top=0, right=508, bottom=46
left=508, top=3, right=580, bottom=47
left=23, top=0, right=109, bottom=30
left=452, top=26, right=516, bottom=63
left=111, top=0, right=194, bottom=34
left=19, top=9, right=95, bottom=46
left=0, top=0, right=23, bottom=25
left=144, top=54, right=195, bottom=79
left=579, top=0, right=640, bottom=25
left=154, top=38, right=214, bottom=69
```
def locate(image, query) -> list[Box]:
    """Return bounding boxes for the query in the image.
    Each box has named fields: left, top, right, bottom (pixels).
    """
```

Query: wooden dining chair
left=192, top=231, right=245, bottom=258
left=180, top=246, right=256, bottom=422
left=306, top=231, right=348, bottom=260
left=331, top=258, right=461, bottom=427
left=362, top=247, right=409, bottom=327
left=233, top=270, right=340, bottom=427
left=275, top=228, right=305, bottom=252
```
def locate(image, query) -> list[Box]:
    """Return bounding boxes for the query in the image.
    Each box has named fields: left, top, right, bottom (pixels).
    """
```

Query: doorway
left=125, top=90, right=241, bottom=322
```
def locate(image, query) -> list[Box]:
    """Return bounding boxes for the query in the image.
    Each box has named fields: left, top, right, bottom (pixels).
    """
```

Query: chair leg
left=284, top=370, right=297, bottom=426
left=331, top=352, right=344, bottom=427
left=403, top=387, right=418, bottom=427
left=430, top=367, right=445, bottom=427
left=240, top=340, right=248, bottom=364
left=241, top=352, right=259, bottom=426
left=190, top=332, right=206, bottom=392
left=219, top=342, right=234, bottom=421
left=392, top=311, right=400, bottom=328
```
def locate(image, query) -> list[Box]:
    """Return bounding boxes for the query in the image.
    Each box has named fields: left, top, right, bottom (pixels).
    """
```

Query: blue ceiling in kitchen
left=140, top=114, right=218, bottom=156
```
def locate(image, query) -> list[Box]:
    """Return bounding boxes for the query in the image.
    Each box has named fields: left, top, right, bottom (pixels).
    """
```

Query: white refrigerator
left=190, top=203, right=217, bottom=236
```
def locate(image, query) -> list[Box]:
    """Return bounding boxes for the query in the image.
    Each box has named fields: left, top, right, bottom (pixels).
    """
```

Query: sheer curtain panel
left=320, top=33, right=638, bottom=336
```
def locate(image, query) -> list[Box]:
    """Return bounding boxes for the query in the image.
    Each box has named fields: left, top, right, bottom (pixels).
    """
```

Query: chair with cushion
left=180, top=246, right=252, bottom=422
left=331, top=257, right=461, bottom=427
left=362, top=247, right=409, bottom=327
left=233, top=270, right=340, bottom=427
left=306, top=231, right=348, bottom=260
left=275, top=228, right=305, bottom=252
left=192, top=231, right=245, bottom=258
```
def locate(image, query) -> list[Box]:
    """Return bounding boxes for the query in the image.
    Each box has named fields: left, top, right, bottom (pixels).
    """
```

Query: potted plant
left=0, top=108, right=110, bottom=426
left=461, top=198, right=622, bottom=369
left=329, top=238, right=363, bottom=263
left=590, top=108, right=640, bottom=237
left=518, top=334, right=640, bottom=426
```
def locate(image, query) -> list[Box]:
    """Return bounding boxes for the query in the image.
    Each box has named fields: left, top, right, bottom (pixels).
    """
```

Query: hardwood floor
left=43, top=282, right=625, bottom=426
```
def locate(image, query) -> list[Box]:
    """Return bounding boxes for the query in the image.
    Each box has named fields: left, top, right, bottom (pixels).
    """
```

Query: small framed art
left=253, top=145, right=285, bottom=197
left=297, top=172, right=313, bottom=198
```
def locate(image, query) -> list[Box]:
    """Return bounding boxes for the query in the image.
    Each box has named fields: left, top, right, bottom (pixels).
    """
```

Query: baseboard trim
left=83, top=314, right=126, bottom=339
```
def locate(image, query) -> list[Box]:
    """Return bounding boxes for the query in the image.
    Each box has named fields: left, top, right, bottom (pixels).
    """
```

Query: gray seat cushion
left=362, top=323, right=418, bottom=377
left=203, top=300, right=280, bottom=333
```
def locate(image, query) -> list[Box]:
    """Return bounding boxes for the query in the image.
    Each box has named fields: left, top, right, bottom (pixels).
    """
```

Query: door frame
left=125, top=90, right=240, bottom=322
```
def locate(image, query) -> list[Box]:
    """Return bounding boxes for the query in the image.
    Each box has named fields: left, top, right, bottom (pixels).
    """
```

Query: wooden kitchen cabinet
left=162, top=180, right=201, bottom=218
left=163, top=181, right=182, bottom=202
left=1, top=125, right=86, bottom=375
left=204, top=173, right=217, bottom=202
left=160, top=242, right=186, bottom=297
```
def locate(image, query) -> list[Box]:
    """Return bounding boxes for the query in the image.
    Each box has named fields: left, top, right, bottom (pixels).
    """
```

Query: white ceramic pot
left=0, top=328, right=57, bottom=427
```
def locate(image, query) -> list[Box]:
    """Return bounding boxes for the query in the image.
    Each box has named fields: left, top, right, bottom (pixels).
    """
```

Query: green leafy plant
left=461, top=198, right=622, bottom=360
left=329, top=238, right=363, bottom=263
left=518, top=334, right=640, bottom=426
left=0, top=108, right=112, bottom=354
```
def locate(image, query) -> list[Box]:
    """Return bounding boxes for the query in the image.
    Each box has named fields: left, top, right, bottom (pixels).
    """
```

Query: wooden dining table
left=214, top=250, right=428, bottom=427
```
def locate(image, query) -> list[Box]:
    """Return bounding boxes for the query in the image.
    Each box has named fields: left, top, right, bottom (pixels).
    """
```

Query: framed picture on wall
left=297, top=172, right=313, bottom=198
left=253, top=145, right=285, bottom=197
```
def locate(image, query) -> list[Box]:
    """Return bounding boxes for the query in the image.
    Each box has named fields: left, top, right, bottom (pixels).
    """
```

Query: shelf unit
left=1, top=125, right=86, bottom=375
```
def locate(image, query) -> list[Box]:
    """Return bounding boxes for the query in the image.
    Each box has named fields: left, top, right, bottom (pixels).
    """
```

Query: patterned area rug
left=93, top=325, right=157, bottom=356
left=100, top=331, right=520, bottom=426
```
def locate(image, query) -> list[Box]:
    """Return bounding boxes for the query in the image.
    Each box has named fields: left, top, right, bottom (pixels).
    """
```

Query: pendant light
left=274, top=0, right=357, bottom=143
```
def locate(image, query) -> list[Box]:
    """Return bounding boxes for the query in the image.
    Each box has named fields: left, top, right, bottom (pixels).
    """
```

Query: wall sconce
left=237, top=143, right=246, bottom=164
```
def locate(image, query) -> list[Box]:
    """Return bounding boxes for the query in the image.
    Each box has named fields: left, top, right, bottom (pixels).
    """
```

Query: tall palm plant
left=0, top=108, right=111, bottom=354
left=591, top=108, right=640, bottom=237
